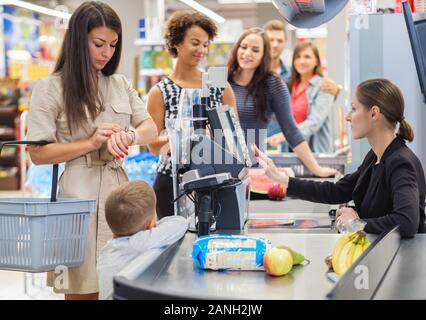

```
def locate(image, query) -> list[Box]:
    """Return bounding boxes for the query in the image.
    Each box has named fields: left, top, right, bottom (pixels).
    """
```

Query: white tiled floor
left=0, top=271, right=63, bottom=300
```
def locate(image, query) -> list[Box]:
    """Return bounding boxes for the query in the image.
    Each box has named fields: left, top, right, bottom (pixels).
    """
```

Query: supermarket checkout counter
left=247, top=198, right=337, bottom=234
left=111, top=196, right=341, bottom=300
left=247, top=176, right=339, bottom=234
left=113, top=222, right=426, bottom=300
left=112, top=191, right=426, bottom=300
left=114, top=232, right=342, bottom=300
left=111, top=0, right=426, bottom=300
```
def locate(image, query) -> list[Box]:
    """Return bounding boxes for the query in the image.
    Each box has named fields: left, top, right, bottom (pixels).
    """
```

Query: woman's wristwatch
left=336, top=84, right=343, bottom=96
left=129, top=129, right=139, bottom=146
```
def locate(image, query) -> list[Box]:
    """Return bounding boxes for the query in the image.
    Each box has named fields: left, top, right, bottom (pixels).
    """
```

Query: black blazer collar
left=380, top=136, right=406, bottom=164
left=353, top=151, right=376, bottom=208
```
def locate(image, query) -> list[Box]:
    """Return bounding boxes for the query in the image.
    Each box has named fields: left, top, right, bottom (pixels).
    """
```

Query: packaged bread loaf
left=192, top=234, right=269, bottom=271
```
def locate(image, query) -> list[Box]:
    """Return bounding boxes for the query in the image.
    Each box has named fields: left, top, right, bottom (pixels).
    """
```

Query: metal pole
left=20, top=111, right=28, bottom=197
left=19, top=111, right=29, bottom=296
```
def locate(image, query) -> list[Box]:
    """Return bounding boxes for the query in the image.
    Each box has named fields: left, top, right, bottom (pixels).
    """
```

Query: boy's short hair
left=263, top=19, right=288, bottom=39
left=105, top=181, right=157, bottom=237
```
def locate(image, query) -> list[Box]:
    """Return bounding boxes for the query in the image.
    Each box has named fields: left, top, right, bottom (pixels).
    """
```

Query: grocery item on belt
left=192, top=234, right=269, bottom=271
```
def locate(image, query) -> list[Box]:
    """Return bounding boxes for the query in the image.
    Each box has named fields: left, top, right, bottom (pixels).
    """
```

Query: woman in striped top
left=227, top=27, right=336, bottom=177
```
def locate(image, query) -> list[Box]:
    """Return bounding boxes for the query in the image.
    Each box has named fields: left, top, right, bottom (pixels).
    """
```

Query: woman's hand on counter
left=336, top=207, right=360, bottom=223
left=89, top=123, right=123, bottom=151
left=312, top=166, right=338, bottom=178
left=251, top=144, right=289, bottom=187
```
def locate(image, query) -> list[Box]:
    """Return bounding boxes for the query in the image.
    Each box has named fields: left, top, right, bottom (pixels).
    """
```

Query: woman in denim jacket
left=268, top=42, right=335, bottom=153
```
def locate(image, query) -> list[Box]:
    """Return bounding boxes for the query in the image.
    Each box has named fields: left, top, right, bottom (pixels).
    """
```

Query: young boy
left=97, top=180, right=188, bottom=300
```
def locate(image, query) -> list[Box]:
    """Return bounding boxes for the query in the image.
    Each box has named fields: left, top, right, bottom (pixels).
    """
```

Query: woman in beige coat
left=26, top=2, right=157, bottom=300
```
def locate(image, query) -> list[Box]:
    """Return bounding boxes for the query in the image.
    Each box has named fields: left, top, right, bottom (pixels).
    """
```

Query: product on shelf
left=27, top=163, right=65, bottom=196
left=0, top=146, right=16, bottom=157
left=415, top=0, right=426, bottom=12
left=207, top=43, right=233, bottom=66
left=154, top=50, right=173, bottom=72
left=141, top=50, right=156, bottom=69
left=135, top=42, right=233, bottom=98
left=0, top=78, right=22, bottom=190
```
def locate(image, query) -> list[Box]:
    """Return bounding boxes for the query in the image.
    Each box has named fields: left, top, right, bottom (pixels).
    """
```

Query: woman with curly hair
left=147, top=10, right=236, bottom=219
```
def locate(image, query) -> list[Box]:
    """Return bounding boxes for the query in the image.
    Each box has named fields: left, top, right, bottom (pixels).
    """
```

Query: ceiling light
left=0, top=0, right=71, bottom=19
left=178, top=0, right=226, bottom=24
left=218, top=0, right=270, bottom=3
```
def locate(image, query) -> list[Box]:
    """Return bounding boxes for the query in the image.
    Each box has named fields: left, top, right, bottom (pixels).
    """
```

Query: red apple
left=263, top=247, right=293, bottom=276
left=267, top=183, right=287, bottom=201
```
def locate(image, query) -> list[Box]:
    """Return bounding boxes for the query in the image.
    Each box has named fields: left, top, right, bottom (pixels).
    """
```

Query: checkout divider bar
left=326, top=226, right=401, bottom=300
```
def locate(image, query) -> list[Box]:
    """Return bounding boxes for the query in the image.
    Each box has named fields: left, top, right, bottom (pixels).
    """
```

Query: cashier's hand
left=267, top=133, right=286, bottom=148
left=251, top=144, right=289, bottom=187
left=336, top=207, right=360, bottom=223
left=108, top=130, right=133, bottom=160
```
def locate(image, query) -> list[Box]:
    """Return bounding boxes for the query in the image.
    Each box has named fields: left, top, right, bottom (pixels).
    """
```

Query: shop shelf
left=0, top=176, right=19, bottom=191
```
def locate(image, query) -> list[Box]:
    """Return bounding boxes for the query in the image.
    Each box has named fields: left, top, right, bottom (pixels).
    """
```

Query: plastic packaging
left=124, top=152, right=159, bottom=186
left=192, top=234, right=269, bottom=271
left=27, top=163, right=65, bottom=197
left=336, top=217, right=367, bottom=234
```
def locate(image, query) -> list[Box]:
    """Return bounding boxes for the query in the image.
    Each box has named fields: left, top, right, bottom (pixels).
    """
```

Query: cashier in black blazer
left=252, top=78, right=426, bottom=238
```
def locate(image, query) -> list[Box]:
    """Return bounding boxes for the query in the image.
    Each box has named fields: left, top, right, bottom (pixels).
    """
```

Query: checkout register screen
left=208, top=106, right=253, bottom=168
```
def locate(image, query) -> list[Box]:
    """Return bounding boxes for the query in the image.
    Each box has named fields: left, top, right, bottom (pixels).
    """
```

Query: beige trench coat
left=26, top=72, right=151, bottom=294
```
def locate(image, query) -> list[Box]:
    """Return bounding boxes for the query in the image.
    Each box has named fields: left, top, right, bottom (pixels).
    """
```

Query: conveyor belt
left=113, top=197, right=426, bottom=300
left=114, top=233, right=343, bottom=300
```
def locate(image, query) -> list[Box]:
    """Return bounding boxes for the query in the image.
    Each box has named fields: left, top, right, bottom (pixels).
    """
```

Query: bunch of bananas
left=329, top=231, right=370, bottom=276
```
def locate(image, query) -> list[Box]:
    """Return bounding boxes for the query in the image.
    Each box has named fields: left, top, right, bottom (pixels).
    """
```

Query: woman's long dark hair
left=288, top=42, right=323, bottom=93
left=228, top=28, right=272, bottom=122
left=54, top=1, right=122, bottom=134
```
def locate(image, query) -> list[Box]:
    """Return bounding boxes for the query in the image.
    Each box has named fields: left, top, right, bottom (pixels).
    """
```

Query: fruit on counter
left=276, top=245, right=308, bottom=265
left=331, top=231, right=370, bottom=276
left=263, top=247, right=293, bottom=276
left=267, top=183, right=287, bottom=201
left=324, top=255, right=333, bottom=270
left=248, top=168, right=293, bottom=195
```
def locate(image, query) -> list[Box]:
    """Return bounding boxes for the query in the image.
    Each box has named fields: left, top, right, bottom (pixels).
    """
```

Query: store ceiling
left=167, top=0, right=258, bottom=11
left=25, top=0, right=264, bottom=13
left=166, top=0, right=284, bottom=28
left=22, top=0, right=286, bottom=29
left=26, top=0, right=82, bottom=11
